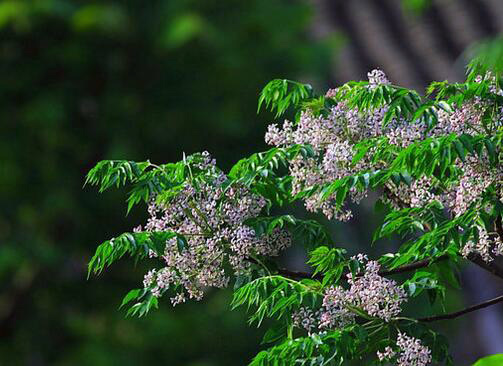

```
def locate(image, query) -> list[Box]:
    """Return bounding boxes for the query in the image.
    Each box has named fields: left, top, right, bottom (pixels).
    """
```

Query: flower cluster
left=265, top=69, right=503, bottom=261
left=318, top=285, right=355, bottom=329
left=320, top=256, right=407, bottom=327
left=292, top=255, right=407, bottom=333
left=396, top=332, right=432, bottom=366
left=139, top=152, right=291, bottom=304
left=377, top=333, right=432, bottom=366
left=451, top=155, right=502, bottom=217
left=377, top=346, right=396, bottom=362
left=461, top=224, right=503, bottom=262
left=368, top=69, right=391, bottom=89
left=291, top=255, right=409, bottom=351
left=265, top=105, right=381, bottom=220
left=292, top=307, right=320, bottom=335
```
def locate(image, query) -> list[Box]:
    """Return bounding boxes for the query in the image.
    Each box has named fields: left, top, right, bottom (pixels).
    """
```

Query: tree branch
left=466, top=253, right=503, bottom=280
left=379, top=255, right=449, bottom=276
left=276, top=268, right=322, bottom=280
left=274, top=255, right=449, bottom=281
left=494, top=214, right=503, bottom=241
left=418, top=293, right=503, bottom=322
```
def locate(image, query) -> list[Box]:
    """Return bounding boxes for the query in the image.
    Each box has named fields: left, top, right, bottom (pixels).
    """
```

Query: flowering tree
left=86, top=51, right=503, bottom=365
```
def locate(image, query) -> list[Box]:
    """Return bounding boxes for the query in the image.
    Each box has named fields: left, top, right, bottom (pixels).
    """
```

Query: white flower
left=319, top=256, right=407, bottom=328
left=396, top=332, right=432, bottom=366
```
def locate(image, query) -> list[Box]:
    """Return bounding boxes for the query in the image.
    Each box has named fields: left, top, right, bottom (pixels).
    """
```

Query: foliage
left=87, top=230, right=177, bottom=275
left=473, top=354, right=503, bottom=366
left=231, top=276, right=320, bottom=326
left=258, top=79, right=313, bottom=118
left=87, top=43, right=503, bottom=365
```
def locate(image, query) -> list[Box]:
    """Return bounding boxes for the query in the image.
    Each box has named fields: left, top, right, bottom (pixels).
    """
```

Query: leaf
left=467, top=36, right=503, bottom=79
left=453, top=140, right=465, bottom=161
left=473, top=354, right=503, bottom=366
left=120, top=289, right=143, bottom=309
left=258, top=79, right=313, bottom=118
left=261, top=324, right=286, bottom=345
left=231, top=276, right=319, bottom=326
left=88, top=230, right=177, bottom=276
left=307, top=246, right=347, bottom=285
left=126, top=293, right=159, bottom=317
left=176, top=236, right=187, bottom=253
left=245, top=215, right=333, bottom=249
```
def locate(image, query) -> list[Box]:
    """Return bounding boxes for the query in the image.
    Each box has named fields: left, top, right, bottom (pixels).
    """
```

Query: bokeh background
left=1, top=0, right=503, bottom=365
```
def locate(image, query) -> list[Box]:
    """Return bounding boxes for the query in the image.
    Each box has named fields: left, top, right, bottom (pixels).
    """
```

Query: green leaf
left=85, top=160, right=150, bottom=192
left=467, top=36, right=503, bottom=79
left=245, top=215, right=333, bottom=249
left=231, top=276, right=319, bottom=326
left=88, top=230, right=177, bottom=276
left=261, top=324, right=286, bottom=345
left=126, top=293, right=159, bottom=317
left=120, top=289, right=143, bottom=309
left=473, top=354, right=503, bottom=366
left=258, top=79, right=313, bottom=118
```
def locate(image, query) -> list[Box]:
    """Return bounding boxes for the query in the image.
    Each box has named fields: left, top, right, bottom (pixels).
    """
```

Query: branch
left=275, top=255, right=449, bottom=281
left=466, top=253, right=503, bottom=280
left=495, top=214, right=503, bottom=241
left=379, top=255, right=449, bottom=276
left=418, top=293, right=503, bottom=322
left=276, top=268, right=322, bottom=280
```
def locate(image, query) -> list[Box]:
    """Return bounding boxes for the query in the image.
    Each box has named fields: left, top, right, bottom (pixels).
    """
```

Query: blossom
left=319, top=256, right=407, bottom=328
left=263, top=69, right=503, bottom=265
left=377, top=346, right=396, bottom=361
left=319, top=286, right=355, bottom=329
left=396, top=332, right=432, bottom=366
left=345, top=260, right=407, bottom=321
left=461, top=224, right=499, bottom=263
left=292, top=307, right=320, bottom=335
left=265, top=123, right=292, bottom=147
left=137, top=152, right=291, bottom=304
left=375, top=333, right=432, bottom=366
left=367, top=69, right=390, bottom=89
left=451, top=155, right=499, bottom=217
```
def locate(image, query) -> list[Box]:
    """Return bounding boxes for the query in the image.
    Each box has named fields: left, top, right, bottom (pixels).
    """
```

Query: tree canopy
left=87, top=40, right=503, bottom=365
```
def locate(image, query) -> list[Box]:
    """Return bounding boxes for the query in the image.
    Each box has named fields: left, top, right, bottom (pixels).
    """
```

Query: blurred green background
left=0, top=1, right=337, bottom=364
left=3, top=0, right=503, bottom=364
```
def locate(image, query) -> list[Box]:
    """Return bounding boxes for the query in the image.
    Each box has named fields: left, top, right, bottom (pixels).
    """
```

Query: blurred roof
left=313, top=0, right=503, bottom=90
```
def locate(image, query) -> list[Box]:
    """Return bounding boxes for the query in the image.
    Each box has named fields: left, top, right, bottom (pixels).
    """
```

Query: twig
left=418, top=294, right=503, bottom=322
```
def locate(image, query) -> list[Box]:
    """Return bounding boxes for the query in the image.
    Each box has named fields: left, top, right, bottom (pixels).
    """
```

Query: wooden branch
left=418, top=294, right=503, bottom=322
left=466, top=253, right=503, bottom=280
left=494, top=214, right=503, bottom=241
left=276, top=268, right=322, bottom=280
left=274, top=255, right=449, bottom=281
left=379, top=255, right=449, bottom=276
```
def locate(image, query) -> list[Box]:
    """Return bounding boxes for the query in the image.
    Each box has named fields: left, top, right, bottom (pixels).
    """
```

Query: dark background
left=1, top=1, right=502, bottom=365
